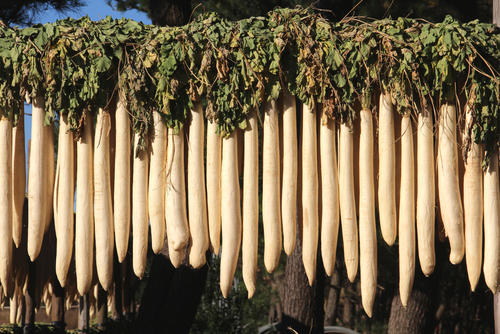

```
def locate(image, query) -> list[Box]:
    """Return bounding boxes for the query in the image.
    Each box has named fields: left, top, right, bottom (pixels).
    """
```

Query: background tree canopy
left=107, top=0, right=494, bottom=24
left=0, top=0, right=84, bottom=26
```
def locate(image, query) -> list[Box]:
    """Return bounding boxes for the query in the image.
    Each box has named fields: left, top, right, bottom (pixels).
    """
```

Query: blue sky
left=32, top=0, right=151, bottom=24
left=24, top=0, right=152, bottom=161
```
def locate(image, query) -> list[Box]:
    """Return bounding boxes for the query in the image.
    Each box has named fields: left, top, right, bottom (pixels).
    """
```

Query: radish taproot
left=282, top=91, right=298, bottom=255
left=359, top=108, right=377, bottom=317
left=220, top=132, right=242, bottom=298
left=113, top=96, right=131, bottom=263
left=437, top=103, right=464, bottom=264
left=339, top=123, right=358, bottom=282
left=187, top=103, right=209, bottom=268
left=94, top=109, right=114, bottom=289
left=242, top=113, right=259, bottom=298
left=416, top=110, right=436, bottom=276
left=399, top=116, right=415, bottom=307
left=149, top=111, right=167, bottom=254
left=378, top=93, right=397, bottom=246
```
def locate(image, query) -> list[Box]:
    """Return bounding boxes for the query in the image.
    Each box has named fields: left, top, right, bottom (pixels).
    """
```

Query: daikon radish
left=462, top=108, right=483, bottom=291
left=242, top=113, right=259, bottom=298
left=165, top=128, right=189, bottom=263
left=416, top=110, right=436, bottom=276
left=94, top=109, right=114, bottom=290
left=437, top=103, right=464, bottom=264
left=132, top=134, right=149, bottom=279
left=75, top=115, right=94, bottom=295
left=220, top=132, right=242, bottom=298
left=27, top=95, right=46, bottom=261
left=11, top=111, right=24, bottom=249
left=55, top=114, right=75, bottom=287
left=339, top=123, right=358, bottom=282
left=378, top=93, right=397, bottom=245
left=483, top=150, right=499, bottom=293
left=114, top=96, right=131, bottom=263
left=282, top=91, right=297, bottom=255
left=169, top=248, right=185, bottom=268
left=262, top=100, right=281, bottom=273
left=9, top=296, right=16, bottom=324
left=206, top=120, right=222, bottom=255
left=320, top=111, right=339, bottom=277
left=399, top=116, right=415, bottom=307
left=187, top=104, right=209, bottom=268
left=0, top=118, right=12, bottom=295
left=44, top=123, right=55, bottom=233
left=301, top=103, right=318, bottom=285
left=149, top=111, right=167, bottom=254
left=358, top=108, right=377, bottom=317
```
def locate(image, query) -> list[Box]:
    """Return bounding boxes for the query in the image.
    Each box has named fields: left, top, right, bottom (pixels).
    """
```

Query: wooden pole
left=492, top=3, right=499, bottom=328
left=494, top=0, right=500, bottom=26
left=78, top=294, right=90, bottom=333
left=51, top=278, right=65, bottom=334
left=23, top=260, right=36, bottom=334
left=95, top=283, right=107, bottom=329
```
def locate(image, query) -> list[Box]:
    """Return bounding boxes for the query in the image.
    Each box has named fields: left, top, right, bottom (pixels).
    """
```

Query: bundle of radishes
left=1, top=88, right=496, bottom=317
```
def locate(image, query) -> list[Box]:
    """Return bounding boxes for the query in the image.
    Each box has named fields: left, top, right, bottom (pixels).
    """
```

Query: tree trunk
left=279, top=239, right=324, bottom=334
left=324, top=263, right=342, bottom=326
left=137, top=248, right=209, bottom=334
left=149, top=0, right=192, bottom=26
left=388, top=289, right=433, bottom=334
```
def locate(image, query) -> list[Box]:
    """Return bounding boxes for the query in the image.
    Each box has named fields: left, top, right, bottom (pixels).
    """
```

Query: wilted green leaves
left=0, top=8, right=497, bottom=158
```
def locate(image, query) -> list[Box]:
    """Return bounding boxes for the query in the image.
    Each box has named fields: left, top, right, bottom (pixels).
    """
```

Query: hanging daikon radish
left=165, top=128, right=189, bottom=266
left=242, top=113, right=259, bottom=298
left=0, top=117, right=12, bottom=295
left=416, top=110, right=436, bottom=276
left=94, top=109, right=114, bottom=290
left=462, top=107, right=483, bottom=291
left=55, top=114, right=74, bottom=288
left=358, top=108, right=377, bottom=317
left=483, top=151, right=499, bottom=293
left=262, top=100, right=281, bottom=273
left=220, top=132, right=242, bottom=298
left=378, top=93, right=397, bottom=246
left=114, top=96, right=131, bottom=263
left=399, top=116, right=415, bottom=307
left=437, top=103, right=464, bottom=264
left=44, top=123, right=55, bottom=233
left=282, top=91, right=297, bottom=255
left=187, top=104, right=209, bottom=268
left=11, top=111, right=25, bottom=248
left=28, top=95, right=46, bottom=261
left=206, top=120, right=222, bottom=255
left=301, top=103, right=319, bottom=286
left=339, top=122, right=358, bottom=282
left=132, top=134, right=149, bottom=279
left=320, top=111, right=339, bottom=277
left=149, top=111, right=167, bottom=254
left=9, top=296, right=16, bottom=324
left=169, top=248, right=185, bottom=268
left=75, top=115, right=94, bottom=296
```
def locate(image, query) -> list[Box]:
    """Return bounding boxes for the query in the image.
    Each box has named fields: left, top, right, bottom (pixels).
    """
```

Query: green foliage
left=0, top=8, right=498, bottom=159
